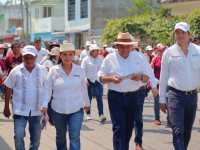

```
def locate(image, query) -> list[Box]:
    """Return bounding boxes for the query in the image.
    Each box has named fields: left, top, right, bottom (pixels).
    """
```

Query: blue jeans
left=13, top=115, right=42, bottom=150
left=168, top=88, right=197, bottom=150
left=154, top=95, right=160, bottom=120
left=108, top=90, right=138, bottom=150
left=87, top=80, right=104, bottom=116
left=134, top=89, right=146, bottom=145
left=52, top=108, right=84, bottom=150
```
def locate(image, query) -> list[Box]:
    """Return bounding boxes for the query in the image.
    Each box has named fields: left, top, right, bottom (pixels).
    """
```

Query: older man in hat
left=98, top=32, right=150, bottom=150
left=159, top=22, right=200, bottom=150
left=3, top=45, right=47, bottom=150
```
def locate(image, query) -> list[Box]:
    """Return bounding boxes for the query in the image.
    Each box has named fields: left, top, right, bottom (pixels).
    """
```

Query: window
left=35, top=8, right=39, bottom=18
left=68, top=0, right=75, bottom=21
left=43, top=6, right=53, bottom=18
left=80, top=0, right=88, bottom=19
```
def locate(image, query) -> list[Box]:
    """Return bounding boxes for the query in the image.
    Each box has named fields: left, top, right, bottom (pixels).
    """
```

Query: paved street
left=0, top=89, right=200, bottom=150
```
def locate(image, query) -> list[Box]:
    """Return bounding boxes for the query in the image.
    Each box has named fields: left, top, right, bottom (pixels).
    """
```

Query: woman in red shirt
left=151, top=45, right=166, bottom=125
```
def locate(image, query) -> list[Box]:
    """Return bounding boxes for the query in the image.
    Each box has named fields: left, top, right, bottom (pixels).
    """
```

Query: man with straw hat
left=98, top=32, right=150, bottom=150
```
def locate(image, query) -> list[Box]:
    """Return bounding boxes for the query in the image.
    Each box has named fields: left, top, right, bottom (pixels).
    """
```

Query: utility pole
left=25, top=1, right=29, bottom=44
left=21, top=0, right=24, bottom=42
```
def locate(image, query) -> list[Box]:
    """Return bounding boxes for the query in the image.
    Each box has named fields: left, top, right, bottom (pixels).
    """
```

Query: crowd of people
left=0, top=21, right=200, bottom=150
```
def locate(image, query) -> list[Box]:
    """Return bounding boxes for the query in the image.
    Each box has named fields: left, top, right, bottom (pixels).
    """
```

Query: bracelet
left=140, top=75, right=144, bottom=81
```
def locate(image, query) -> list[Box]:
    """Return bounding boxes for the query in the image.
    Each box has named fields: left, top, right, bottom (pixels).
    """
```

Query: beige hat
left=115, top=32, right=136, bottom=45
left=60, top=43, right=75, bottom=52
left=49, top=47, right=60, bottom=55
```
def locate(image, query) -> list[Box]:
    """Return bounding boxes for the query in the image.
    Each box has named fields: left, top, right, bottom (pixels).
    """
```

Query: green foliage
left=189, top=9, right=200, bottom=37
left=127, top=0, right=154, bottom=16
left=103, top=8, right=200, bottom=46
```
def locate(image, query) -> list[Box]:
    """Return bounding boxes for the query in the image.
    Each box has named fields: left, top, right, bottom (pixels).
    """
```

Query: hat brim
left=115, top=42, right=136, bottom=45
left=175, top=27, right=188, bottom=32
left=22, top=52, right=37, bottom=56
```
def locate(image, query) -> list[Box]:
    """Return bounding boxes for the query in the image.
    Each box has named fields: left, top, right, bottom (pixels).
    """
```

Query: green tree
left=127, top=0, right=153, bottom=16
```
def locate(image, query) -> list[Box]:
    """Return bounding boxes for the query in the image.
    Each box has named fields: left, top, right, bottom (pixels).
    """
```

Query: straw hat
left=48, top=47, right=60, bottom=56
left=60, top=43, right=75, bottom=52
left=115, top=32, right=136, bottom=45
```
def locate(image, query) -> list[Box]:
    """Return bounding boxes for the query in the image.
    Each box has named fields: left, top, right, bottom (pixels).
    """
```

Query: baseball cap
left=85, top=41, right=92, bottom=46
left=89, top=44, right=99, bottom=52
left=174, top=22, right=190, bottom=32
left=34, top=36, right=41, bottom=42
left=22, top=45, right=38, bottom=56
left=146, top=45, right=153, bottom=51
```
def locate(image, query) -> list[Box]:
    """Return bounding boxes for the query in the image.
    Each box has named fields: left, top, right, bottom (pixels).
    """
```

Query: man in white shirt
left=159, top=22, right=200, bottom=150
left=34, top=37, right=48, bottom=63
left=98, top=32, right=150, bottom=150
left=3, top=45, right=47, bottom=150
left=79, top=41, right=92, bottom=61
left=81, top=44, right=106, bottom=122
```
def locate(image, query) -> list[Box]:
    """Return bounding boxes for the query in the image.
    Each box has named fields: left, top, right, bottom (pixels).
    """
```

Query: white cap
left=85, top=41, right=92, bottom=46
left=89, top=44, right=99, bottom=52
left=174, top=22, right=190, bottom=32
left=146, top=45, right=153, bottom=51
left=22, top=45, right=38, bottom=56
left=157, top=43, right=162, bottom=47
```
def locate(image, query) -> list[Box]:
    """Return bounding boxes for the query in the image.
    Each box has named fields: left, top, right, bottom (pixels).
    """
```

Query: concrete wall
left=161, top=0, right=200, bottom=15
left=91, top=0, right=160, bottom=36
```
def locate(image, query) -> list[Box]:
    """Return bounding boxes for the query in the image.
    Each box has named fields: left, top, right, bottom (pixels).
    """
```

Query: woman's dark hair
left=11, top=42, right=20, bottom=50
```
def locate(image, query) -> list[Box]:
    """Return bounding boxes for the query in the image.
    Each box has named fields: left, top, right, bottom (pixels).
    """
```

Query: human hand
left=41, top=107, right=47, bottom=115
left=3, top=108, right=11, bottom=118
left=84, top=106, right=90, bottom=113
left=131, top=74, right=142, bottom=81
left=151, top=87, right=159, bottom=97
left=110, top=76, right=122, bottom=84
left=160, top=103, right=167, bottom=113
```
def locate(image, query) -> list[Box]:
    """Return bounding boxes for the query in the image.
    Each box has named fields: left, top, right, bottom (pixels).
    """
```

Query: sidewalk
left=0, top=90, right=200, bottom=150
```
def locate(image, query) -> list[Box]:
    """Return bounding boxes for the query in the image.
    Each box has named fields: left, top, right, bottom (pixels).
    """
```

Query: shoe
left=167, top=120, right=172, bottom=127
left=154, top=119, right=161, bottom=125
left=136, top=144, right=144, bottom=150
left=86, top=114, right=91, bottom=120
left=99, top=115, right=106, bottom=122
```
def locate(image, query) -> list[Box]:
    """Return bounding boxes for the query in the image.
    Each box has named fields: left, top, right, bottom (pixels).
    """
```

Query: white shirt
left=36, top=47, right=48, bottom=63
left=80, top=49, right=89, bottom=60
left=159, top=43, right=200, bottom=103
left=43, top=59, right=54, bottom=71
left=4, top=63, right=47, bottom=116
left=137, top=51, right=158, bottom=88
left=98, top=51, right=150, bottom=92
left=81, top=54, right=103, bottom=83
left=45, top=63, right=90, bottom=114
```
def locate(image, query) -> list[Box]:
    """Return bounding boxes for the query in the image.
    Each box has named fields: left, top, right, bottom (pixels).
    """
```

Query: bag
left=47, top=99, right=54, bottom=126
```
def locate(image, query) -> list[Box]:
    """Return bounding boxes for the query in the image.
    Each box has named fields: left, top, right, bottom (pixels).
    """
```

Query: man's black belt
left=168, top=86, right=197, bottom=95
left=109, top=89, right=139, bottom=96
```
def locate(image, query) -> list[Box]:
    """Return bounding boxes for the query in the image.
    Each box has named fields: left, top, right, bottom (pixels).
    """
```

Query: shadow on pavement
left=143, top=128, right=172, bottom=135
left=81, top=124, right=95, bottom=131
left=0, top=136, right=12, bottom=150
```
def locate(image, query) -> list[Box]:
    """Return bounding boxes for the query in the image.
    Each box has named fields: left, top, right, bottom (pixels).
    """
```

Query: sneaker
left=136, top=144, right=144, bottom=150
left=86, top=114, right=91, bottom=120
left=167, top=120, right=172, bottom=127
left=154, top=119, right=161, bottom=125
left=99, top=115, right=106, bottom=122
